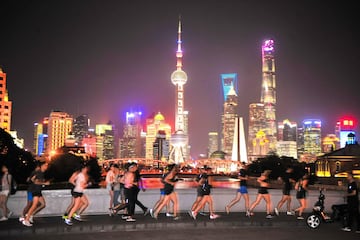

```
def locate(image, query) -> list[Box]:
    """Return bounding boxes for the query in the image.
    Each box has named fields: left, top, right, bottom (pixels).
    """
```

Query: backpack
left=7, top=174, right=17, bottom=195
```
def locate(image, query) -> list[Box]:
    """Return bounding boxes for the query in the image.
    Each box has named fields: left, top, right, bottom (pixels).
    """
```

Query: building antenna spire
left=176, top=15, right=183, bottom=70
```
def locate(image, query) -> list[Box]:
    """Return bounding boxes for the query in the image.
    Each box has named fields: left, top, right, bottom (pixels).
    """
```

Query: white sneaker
left=29, top=215, right=34, bottom=224
left=64, top=218, right=73, bottom=226
left=149, top=209, right=154, bottom=218
left=22, top=220, right=33, bottom=227
left=166, top=212, right=174, bottom=217
left=341, top=227, right=351, bottom=232
left=7, top=211, right=13, bottom=218
left=286, top=211, right=295, bottom=216
left=210, top=214, right=220, bottom=219
left=0, top=216, right=8, bottom=221
left=126, top=217, right=136, bottom=222
left=274, top=208, right=279, bottom=216
left=266, top=214, right=274, bottom=219
left=188, top=211, right=196, bottom=220
left=74, top=214, right=82, bottom=221
left=19, top=216, right=25, bottom=222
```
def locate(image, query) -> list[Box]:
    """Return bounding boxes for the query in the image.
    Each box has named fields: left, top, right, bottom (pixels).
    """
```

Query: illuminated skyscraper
left=277, top=119, right=298, bottom=159
left=47, top=111, right=73, bottom=153
left=303, top=119, right=322, bottom=156
left=260, top=39, right=277, bottom=152
left=120, top=111, right=143, bottom=158
left=221, top=73, right=238, bottom=101
left=169, top=18, right=189, bottom=163
left=145, top=112, right=171, bottom=159
left=0, top=68, right=12, bottom=131
left=73, top=114, right=90, bottom=145
left=221, top=85, right=238, bottom=156
left=248, top=103, right=267, bottom=160
left=208, top=132, right=219, bottom=157
left=33, top=118, right=48, bottom=156
left=95, top=123, right=115, bottom=161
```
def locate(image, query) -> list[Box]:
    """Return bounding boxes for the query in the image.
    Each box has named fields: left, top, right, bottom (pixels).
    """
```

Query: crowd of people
left=0, top=162, right=359, bottom=233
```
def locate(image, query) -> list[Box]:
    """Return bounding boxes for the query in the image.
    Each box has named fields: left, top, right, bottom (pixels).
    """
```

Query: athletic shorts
left=258, top=187, right=268, bottom=194
left=283, top=188, right=291, bottom=196
left=238, top=186, right=248, bottom=194
left=72, top=191, right=84, bottom=198
left=32, top=191, right=43, bottom=197
left=27, top=191, right=33, bottom=201
left=0, top=190, right=9, bottom=196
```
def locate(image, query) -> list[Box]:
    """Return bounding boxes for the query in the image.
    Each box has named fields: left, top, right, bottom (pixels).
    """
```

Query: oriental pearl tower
left=169, top=17, right=188, bottom=164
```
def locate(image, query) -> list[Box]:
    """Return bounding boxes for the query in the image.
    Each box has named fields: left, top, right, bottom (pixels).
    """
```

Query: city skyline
left=1, top=1, right=359, bottom=157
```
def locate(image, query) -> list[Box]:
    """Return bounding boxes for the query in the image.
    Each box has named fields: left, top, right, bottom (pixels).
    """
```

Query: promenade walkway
left=0, top=211, right=312, bottom=237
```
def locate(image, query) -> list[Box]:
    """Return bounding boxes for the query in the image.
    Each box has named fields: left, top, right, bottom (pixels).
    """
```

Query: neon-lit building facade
left=303, top=119, right=322, bottom=156
left=221, top=73, right=238, bottom=101
left=120, top=111, right=143, bottom=158
left=336, top=118, right=356, bottom=148
left=221, top=85, right=238, bottom=156
left=260, top=39, right=277, bottom=152
left=208, top=132, right=219, bottom=158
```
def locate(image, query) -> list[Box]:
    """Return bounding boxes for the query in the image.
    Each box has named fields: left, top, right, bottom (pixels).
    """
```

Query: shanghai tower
left=260, top=39, right=277, bottom=151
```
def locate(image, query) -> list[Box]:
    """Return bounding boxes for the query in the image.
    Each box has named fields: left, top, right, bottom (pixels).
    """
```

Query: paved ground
left=0, top=210, right=321, bottom=237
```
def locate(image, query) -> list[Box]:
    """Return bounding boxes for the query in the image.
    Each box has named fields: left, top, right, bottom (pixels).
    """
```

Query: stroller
left=306, top=188, right=333, bottom=229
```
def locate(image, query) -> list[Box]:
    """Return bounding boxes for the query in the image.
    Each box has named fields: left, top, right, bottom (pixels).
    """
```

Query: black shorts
left=72, top=191, right=84, bottom=198
left=296, top=190, right=306, bottom=199
left=164, top=185, right=174, bottom=195
left=258, top=187, right=268, bottom=194
left=197, top=187, right=204, bottom=197
left=32, top=191, right=42, bottom=197
left=283, top=189, right=291, bottom=195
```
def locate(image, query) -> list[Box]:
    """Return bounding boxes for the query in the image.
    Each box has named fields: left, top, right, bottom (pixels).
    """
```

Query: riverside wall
left=7, top=187, right=347, bottom=217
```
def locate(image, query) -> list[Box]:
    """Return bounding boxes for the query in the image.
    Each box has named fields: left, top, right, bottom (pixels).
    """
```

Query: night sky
left=1, top=0, right=359, bottom=157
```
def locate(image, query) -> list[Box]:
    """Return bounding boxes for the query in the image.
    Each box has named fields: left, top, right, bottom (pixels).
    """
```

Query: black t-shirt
left=28, top=170, right=45, bottom=193
left=239, top=169, right=248, bottom=187
left=347, top=181, right=359, bottom=204
left=282, top=172, right=293, bottom=191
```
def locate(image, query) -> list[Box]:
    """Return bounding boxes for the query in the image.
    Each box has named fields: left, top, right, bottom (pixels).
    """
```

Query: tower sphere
left=171, top=69, right=188, bottom=85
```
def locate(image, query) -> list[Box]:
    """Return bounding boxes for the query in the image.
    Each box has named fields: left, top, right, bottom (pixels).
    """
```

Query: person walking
left=225, top=162, right=250, bottom=216
left=248, top=170, right=274, bottom=219
left=274, top=167, right=296, bottom=216
left=105, top=163, right=116, bottom=215
left=294, top=173, right=309, bottom=220
left=189, top=167, right=220, bottom=220
left=21, top=161, right=50, bottom=227
left=341, top=172, right=360, bottom=233
left=0, top=165, right=13, bottom=221
left=64, top=164, right=90, bottom=226
left=134, top=166, right=149, bottom=216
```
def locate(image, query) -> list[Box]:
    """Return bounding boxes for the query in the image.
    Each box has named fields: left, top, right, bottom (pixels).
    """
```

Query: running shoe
left=286, top=211, right=295, bottom=216
left=74, top=214, right=83, bottom=221
left=188, top=211, right=197, bottom=220
left=144, top=208, right=150, bottom=216
left=7, top=211, right=13, bottom=218
left=0, top=216, right=8, bottom=221
left=210, top=214, right=220, bottom=220
left=150, top=209, right=154, bottom=218
left=64, top=218, right=73, bottom=226
left=22, top=220, right=33, bottom=227
left=246, top=210, right=251, bottom=217
left=297, top=216, right=304, bottom=220
left=62, top=214, right=68, bottom=220
left=173, top=216, right=181, bottom=220
left=341, top=227, right=351, bottom=232
left=126, top=217, right=136, bottom=222
left=166, top=212, right=174, bottom=217
left=29, top=215, right=34, bottom=224
left=266, top=214, right=274, bottom=219
left=19, top=216, right=25, bottom=222
left=121, top=215, right=130, bottom=220
left=274, top=208, right=279, bottom=216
